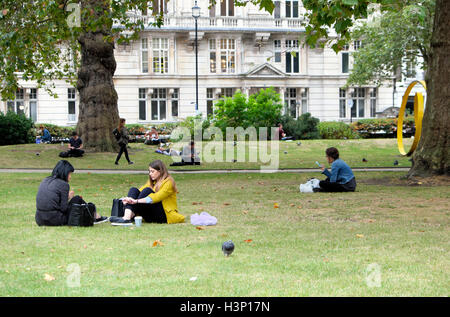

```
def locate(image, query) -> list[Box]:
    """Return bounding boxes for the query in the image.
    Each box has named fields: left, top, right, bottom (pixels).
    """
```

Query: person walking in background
left=67, top=131, right=85, bottom=157
left=115, top=118, right=134, bottom=165
left=316, top=147, right=356, bottom=192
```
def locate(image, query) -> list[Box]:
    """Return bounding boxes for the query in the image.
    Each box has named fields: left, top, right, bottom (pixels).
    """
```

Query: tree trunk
left=408, top=0, right=450, bottom=177
left=76, top=0, right=119, bottom=152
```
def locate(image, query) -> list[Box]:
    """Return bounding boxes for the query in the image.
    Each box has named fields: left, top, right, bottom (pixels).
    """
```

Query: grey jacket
left=35, top=176, right=70, bottom=226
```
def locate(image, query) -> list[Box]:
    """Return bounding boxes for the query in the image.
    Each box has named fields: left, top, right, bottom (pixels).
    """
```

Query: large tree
left=346, top=0, right=434, bottom=87
left=297, top=0, right=448, bottom=177
left=0, top=0, right=275, bottom=152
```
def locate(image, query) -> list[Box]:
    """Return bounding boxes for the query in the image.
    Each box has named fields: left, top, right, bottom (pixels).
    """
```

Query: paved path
left=0, top=167, right=410, bottom=175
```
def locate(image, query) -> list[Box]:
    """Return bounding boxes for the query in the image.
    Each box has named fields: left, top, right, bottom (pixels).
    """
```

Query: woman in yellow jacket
left=109, top=160, right=185, bottom=225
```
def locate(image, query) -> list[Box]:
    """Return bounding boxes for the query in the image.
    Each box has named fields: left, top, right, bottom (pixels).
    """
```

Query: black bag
left=67, top=203, right=95, bottom=227
left=112, top=128, right=121, bottom=141
left=59, top=151, right=69, bottom=158
left=111, top=199, right=124, bottom=217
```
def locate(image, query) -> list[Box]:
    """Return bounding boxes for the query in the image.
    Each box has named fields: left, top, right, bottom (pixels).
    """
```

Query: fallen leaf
left=297, top=205, right=302, bottom=209
left=152, top=240, right=164, bottom=247
left=273, top=188, right=278, bottom=192
left=418, top=182, right=423, bottom=185
left=196, top=226, right=205, bottom=230
left=220, top=234, right=228, bottom=238
left=244, top=239, right=253, bottom=243
left=290, top=203, right=295, bottom=207
left=223, top=203, right=231, bottom=206
left=356, top=234, right=364, bottom=238
left=274, top=203, right=279, bottom=209
left=83, top=245, right=87, bottom=249
left=242, top=210, right=248, bottom=214
left=44, top=273, right=55, bottom=282
left=50, top=249, right=55, bottom=253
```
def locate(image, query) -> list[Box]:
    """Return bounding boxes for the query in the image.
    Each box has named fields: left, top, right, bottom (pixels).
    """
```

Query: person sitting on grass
left=109, top=160, right=185, bottom=225
left=144, top=127, right=160, bottom=145
left=35, top=160, right=108, bottom=226
left=67, top=131, right=85, bottom=157
left=40, top=125, right=52, bottom=143
left=170, top=141, right=200, bottom=166
left=315, top=147, right=356, bottom=192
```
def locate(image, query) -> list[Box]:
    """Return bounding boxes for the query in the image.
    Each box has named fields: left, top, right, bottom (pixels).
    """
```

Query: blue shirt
left=42, top=129, right=51, bottom=141
left=322, top=159, right=355, bottom=184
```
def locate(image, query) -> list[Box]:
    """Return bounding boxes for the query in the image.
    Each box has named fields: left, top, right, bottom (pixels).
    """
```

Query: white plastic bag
left=190, top=212, right=217, bottom=226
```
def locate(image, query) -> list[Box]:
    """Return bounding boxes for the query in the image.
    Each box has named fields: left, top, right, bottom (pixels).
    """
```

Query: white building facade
left=2, top=0, right=420, bottom=126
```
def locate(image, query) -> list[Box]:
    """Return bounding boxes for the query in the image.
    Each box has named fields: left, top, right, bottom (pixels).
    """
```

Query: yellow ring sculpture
left=397, top=80, right=426, bottom=156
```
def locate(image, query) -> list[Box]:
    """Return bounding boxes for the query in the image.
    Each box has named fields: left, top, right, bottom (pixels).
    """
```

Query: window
left=7, top=89, right=25, bottom=115
left=351, top=88, right=365, bottom=118
left=152, top=38, right=169, bottom=74
left=300, top=89, right=308, bottom=115
left=171, top=89, right=179, bottom=118
left=152, top=0, right=168, bottom=15
left=29, top=88, right=37, bottom=122
left=405, top=51, right=416, bottom=78
left=220, top=0, right=234, bottom=17
left=151, top=88, right=166, bottom=121
left=274, top=40, right=281, bottom=63
left=285, top=88, right=297, bottom=118
left=369, top=88, right=377, bottom=117
left=209, top=39, right=217, bottom=73
left=68, top=88, right=76, bottom=122
left=141, top=38, right=149, bottom=73
left=353, top=40, right=362, bottom=50
left=209, top=0, right=216, bottom=17
left=285, top=0, right=299, bottom=18
left=274, top=1, right=281, bottom=19
left=286, top=40, right=299, bottom=73
left=341, top=44, right=350, bottom=74
left=207, top=88, right=215, bottom=117
left=220, top=39, right=235, bottom=74
left=339, top=89, right=346, bottom=118
left=219, top=88, right=234, bottom=99
left=139, top=88, right=147, bottom=120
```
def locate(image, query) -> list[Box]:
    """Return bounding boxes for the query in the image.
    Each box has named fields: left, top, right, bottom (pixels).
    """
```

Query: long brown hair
left=118, top=118, right=126, bottom=131
left=149, top=160, right=178, bottom=193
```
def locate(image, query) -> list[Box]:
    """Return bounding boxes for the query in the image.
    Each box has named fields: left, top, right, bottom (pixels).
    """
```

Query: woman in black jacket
left=35, top=160, right=107, bottom=226
left=115, top=118, right=134, bottom=165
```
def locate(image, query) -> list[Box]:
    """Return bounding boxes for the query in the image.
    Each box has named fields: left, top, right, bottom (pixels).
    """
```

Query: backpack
left=59, top=151, right=69, bottom=158
left=112, top=128, right=121, bottom=141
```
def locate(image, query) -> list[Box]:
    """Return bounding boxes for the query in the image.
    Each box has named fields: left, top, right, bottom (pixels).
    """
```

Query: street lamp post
left=192, top=1, right=201, bottom=114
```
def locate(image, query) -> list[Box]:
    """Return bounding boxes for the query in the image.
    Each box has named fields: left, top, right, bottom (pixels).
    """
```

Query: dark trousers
left=115, top=143, right=130, bottom=163
left=318, top=177, right=356, bottom=192
left=68, top=148, right=85, bottom=157
left=125, top=187, right=167, bottom=224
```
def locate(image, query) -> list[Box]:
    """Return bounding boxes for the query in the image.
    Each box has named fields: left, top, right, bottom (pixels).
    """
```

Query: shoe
left=94, top=216, right=109, bottom=224
left=110, top=217, right=132, bottom=226
left=128, top=161, right=134, bottom=165
left=115, top=161, right=118, bottom=165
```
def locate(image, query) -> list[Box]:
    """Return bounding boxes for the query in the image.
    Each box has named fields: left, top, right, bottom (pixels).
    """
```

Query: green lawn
left=0, top=138, right=414, bottom=170
left=0, top=171, right=448, bottom=296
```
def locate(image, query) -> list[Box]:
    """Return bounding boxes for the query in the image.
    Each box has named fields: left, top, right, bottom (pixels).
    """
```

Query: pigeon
left=284, top=151, right=288, bottom=154
left=35, top=153, right=40, bottom=156
left=222, top=240, right=235, bottom=257
left=362, top=158, right=368, bottom=163
left=232, top=159, right=237, bottom=163
left=297, top=142, right=302, bottom=146
left=394, top=160, right=399, bottom=166
left=233, top=141, right=237, bottom=146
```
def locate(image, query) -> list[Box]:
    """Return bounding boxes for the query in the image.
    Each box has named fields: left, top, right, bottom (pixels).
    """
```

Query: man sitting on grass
left=315, top=147, right=356, bottom=192
left=67, top=131, right=85, bottom=157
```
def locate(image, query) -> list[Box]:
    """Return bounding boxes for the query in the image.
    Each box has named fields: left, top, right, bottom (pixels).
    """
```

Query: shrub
left=177, top=114, right=211, bottom=140
left=35, top=123, right=75, bottom=140
left=214, top=88, right=283, bottom=138
left=280, top=113, right=320, bottom=140
left=0, top=112, right=35, bottom=145
left=318, top=121, right=360, bottom=139
left=351, top=117, right=415, bottom=138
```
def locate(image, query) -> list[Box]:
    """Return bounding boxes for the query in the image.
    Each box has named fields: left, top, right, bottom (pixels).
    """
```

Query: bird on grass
left=222, top=240, right=235, bottom=257
left=297, top=141, right=302, bottom=146
left=362, top=158, right=368, bottom=163
left=394, top=160, right=399, bottom=166
left=284, top=151, right=288, bottom=154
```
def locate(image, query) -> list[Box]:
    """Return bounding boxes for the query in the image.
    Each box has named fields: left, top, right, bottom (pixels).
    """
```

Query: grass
left=0, top=138, right=414, bottom=170
left=0, top=171, right=448, bottom=296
